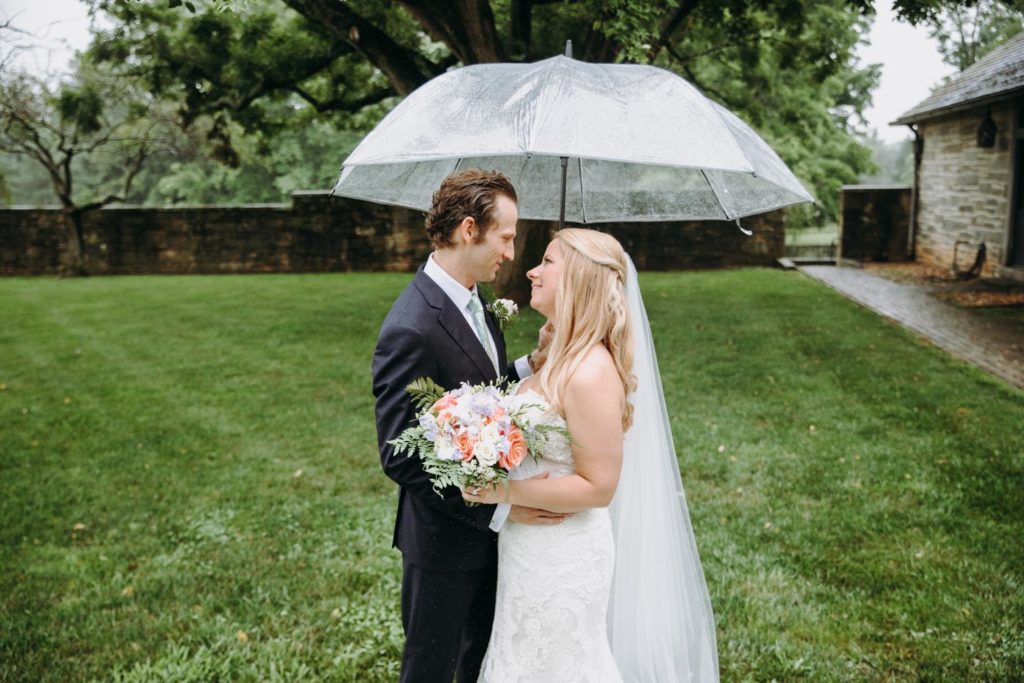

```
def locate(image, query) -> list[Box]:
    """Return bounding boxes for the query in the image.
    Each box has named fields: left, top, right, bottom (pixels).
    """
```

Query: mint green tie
left=467, top=293, right=498, bottom=371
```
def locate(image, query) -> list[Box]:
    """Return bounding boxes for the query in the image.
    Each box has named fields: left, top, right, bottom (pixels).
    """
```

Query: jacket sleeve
left=372, top=322, right=496, bottom=531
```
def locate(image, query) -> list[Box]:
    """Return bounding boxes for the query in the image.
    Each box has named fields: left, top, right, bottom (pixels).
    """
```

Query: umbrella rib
left=701, top=169, right=735, bottom=221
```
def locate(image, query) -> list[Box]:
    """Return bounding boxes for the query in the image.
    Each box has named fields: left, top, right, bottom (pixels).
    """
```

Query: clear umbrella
left=332, top=51, right=813, bottom=227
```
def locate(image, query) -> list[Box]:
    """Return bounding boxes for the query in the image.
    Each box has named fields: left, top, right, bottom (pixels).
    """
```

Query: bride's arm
left=466, top=349, right=625, bottom=513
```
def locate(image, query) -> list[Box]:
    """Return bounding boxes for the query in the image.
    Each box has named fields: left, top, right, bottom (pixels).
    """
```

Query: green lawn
left=1, top=270, right=1021, bottom=682
left=785, top=225, right=838, bottom=247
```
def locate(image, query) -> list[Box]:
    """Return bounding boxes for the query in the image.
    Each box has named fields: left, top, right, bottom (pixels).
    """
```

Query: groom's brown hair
left=425, top=170, right=518, bottom=249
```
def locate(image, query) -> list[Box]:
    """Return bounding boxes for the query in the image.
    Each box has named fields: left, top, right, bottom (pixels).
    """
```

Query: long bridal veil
left=607, top=256, right=720, bottom=682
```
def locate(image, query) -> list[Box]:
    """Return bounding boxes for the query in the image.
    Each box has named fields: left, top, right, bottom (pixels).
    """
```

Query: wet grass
left=784, top=225, right=838, bottom=247
left=1, top=270, right=1021, bottom=682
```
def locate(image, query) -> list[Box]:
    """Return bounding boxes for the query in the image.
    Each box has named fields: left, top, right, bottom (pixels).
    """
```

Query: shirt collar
left=424, top=252, right=478, bottom=311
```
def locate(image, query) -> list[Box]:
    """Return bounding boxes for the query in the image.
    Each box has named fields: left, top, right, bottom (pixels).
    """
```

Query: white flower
left=435, top=437, right=461, bottom=462
left=450, top=395, right=485, bottom=427
left=474, top=439, right=499, bottom=467
left=487, top=298, right=519, bottom=330
left=479, top=421, right=501, bottom=443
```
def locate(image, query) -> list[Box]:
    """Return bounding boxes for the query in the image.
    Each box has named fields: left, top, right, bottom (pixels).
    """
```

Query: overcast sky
left=2, top=0, right=955, bottom=144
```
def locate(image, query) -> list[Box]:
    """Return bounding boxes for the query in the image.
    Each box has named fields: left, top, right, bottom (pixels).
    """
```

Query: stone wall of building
left=915, top=100, right=1014, bottom=277
left=839, top=185, right=912, bottom=262
left=1, top=191, right=785, bottom=279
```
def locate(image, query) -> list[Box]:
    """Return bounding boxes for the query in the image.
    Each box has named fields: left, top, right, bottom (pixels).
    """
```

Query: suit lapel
left=414, top=269, right=498, bottom=381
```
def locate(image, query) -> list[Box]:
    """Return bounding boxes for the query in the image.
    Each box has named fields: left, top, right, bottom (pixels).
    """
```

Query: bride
left=464, top=228, right=719, bottom=682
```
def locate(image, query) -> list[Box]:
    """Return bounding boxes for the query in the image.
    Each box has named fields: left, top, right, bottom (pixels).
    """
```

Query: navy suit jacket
left=372, top=265, right=520, bottom=572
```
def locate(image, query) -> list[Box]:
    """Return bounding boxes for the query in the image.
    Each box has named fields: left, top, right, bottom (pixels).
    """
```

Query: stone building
left=893, top=32, right=1024, bottom=280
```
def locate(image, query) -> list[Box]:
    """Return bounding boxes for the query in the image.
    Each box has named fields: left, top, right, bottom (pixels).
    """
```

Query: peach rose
left=499, top=427, right=527, bottom=469
left=455, top=430, right=475, bottom=461
left=432, top=395, right=458, bottom=414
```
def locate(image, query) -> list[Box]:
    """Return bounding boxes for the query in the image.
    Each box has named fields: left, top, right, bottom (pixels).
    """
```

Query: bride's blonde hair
left=536, top=228, right=636, bottom=431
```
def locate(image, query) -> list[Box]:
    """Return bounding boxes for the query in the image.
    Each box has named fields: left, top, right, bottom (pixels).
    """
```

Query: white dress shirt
left=423, top=253, right=531, bottom=531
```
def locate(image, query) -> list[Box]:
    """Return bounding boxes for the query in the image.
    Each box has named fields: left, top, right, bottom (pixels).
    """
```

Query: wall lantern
left=977, top=109, right=997, bottom=148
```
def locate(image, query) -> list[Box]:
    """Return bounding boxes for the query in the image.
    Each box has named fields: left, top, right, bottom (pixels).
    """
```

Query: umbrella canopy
left=332, top=55, right=813, bottom=223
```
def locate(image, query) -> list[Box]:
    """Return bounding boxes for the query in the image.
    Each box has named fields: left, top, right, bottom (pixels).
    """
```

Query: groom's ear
left=454, top=216, right=477, bottom=245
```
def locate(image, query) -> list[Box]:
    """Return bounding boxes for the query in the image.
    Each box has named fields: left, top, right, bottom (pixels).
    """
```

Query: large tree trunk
left=59, top=209, right=87, bottom=277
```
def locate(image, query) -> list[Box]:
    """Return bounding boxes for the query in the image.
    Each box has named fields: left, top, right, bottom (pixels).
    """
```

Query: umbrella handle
left=735, top=219, right=752, bottom=236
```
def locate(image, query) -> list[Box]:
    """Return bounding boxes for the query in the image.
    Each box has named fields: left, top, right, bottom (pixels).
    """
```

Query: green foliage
left=403, top=377, right=446, bottom=412
left=925, top=0, right=1024, bottom=71
left=2, top=270, right=1022, bottom=681
left=590, top=0, right=679, bottom=63
left=0, top=60, right=169, bottom=225
left=53, top=83, right=105, bottom=135
left=87, top=0, right=394, bottom=139
left=667, top=1, right=880, bottom=222
left=859, top=132, right=914, bottom=185
left=0, top=92, right=362, bottom=206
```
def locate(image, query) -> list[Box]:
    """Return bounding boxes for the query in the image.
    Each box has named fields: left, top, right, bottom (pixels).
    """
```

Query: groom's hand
left=508, top=505, right=571, bottom=525
left=528, top=322, right=555, bottom=373
left=538, top=321, right=554, bottom=351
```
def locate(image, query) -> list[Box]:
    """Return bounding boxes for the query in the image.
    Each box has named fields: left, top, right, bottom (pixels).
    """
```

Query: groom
left=372, top=169, right=564, bottom=683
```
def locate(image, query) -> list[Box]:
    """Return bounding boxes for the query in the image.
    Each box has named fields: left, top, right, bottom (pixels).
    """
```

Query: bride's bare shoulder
left=566, top=345, right=620, bottom=395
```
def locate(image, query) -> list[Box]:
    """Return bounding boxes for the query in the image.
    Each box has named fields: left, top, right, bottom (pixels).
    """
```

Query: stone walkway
left=798, top=265, right=1024, bottom=390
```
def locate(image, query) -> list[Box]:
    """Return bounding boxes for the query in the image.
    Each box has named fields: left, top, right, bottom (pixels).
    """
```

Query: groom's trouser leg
left=400, top=557, right=496, bottom=683
left=454, top=559, right=497, bottom=683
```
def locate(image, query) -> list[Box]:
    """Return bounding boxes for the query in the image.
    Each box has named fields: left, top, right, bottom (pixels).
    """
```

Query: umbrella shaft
left=559, top=156, right=568, bottom=230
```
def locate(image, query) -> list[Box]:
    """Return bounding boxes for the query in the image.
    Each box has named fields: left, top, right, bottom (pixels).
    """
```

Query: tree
left=75, top=0, right=899, bottom=291
left=0, top=63, right=171, bottom=274
left=85, top=1, right=887, bottom=216
left=924, top=0, right=1024, bottom=71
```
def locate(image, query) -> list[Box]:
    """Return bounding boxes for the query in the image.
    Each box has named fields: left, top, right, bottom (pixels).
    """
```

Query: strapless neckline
left=515, top=387, right=565, bottom=422
left=515, top=386, right=545, bottom=400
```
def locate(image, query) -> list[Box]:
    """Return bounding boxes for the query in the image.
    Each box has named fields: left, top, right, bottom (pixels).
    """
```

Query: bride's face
left=526, top=240, right=563, bottom=318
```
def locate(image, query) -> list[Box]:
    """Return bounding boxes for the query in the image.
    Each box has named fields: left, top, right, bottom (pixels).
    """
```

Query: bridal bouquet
left=389, top=378, right=559, bottom=501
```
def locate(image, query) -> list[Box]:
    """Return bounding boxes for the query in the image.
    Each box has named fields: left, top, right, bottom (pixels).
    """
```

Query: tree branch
left=649, top=0, right=701, bottom=61
left=671, top=56, right=738, bottom=109
left=75, top=193, right=123, bottom=213
left=290, top=84, right=394, bottom=113
left=399, top=0, right=505, bottom=64
left=282, top=0, right=437, bottom=95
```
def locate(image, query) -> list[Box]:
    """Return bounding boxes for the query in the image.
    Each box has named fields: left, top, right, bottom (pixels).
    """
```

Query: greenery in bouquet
left=389, top=378, right=565, bottom=500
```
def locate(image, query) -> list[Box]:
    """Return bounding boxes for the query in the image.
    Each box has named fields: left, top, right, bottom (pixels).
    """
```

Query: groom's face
left=461, top=193, right=518, bottom=284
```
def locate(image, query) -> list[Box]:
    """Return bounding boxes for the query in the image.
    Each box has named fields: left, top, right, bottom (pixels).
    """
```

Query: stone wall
left=839, top=185, right=912, bottom=262
left=1, top=191, right=785, bottom=279
left=915, top=100, right=1014, bottom=277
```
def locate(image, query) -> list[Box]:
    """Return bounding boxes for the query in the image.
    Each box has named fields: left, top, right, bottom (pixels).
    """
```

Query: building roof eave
left=891, top=86, right=1024, bottom=126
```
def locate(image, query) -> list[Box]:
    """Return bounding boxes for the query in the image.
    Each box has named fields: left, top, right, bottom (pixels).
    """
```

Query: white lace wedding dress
left=478, top=389, right=623, bottom=683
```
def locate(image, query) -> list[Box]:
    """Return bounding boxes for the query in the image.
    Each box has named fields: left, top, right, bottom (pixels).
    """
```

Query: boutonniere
left=486, top=298, right=519, bottom=331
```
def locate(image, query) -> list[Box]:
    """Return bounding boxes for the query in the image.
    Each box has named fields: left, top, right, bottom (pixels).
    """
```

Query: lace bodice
left=508, top=389, right=574, bottom=478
